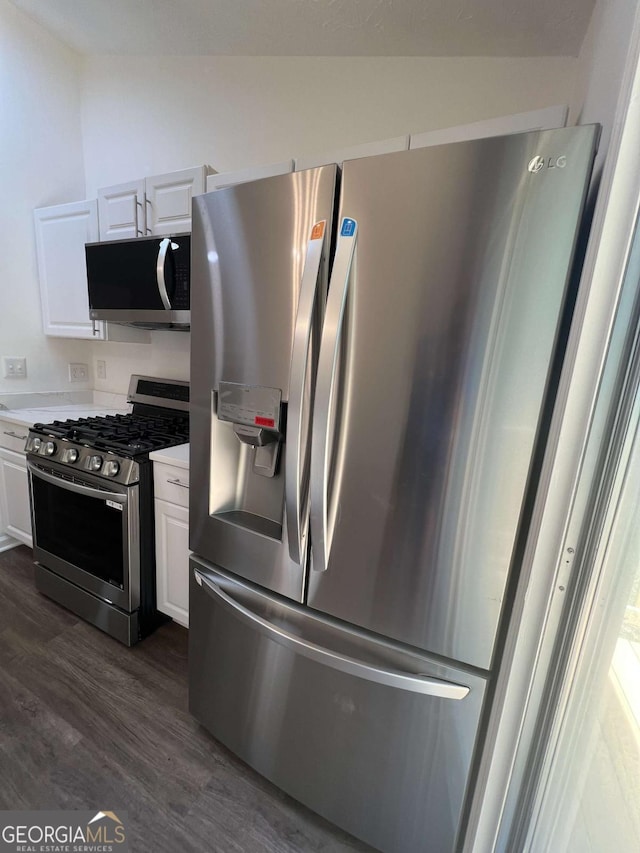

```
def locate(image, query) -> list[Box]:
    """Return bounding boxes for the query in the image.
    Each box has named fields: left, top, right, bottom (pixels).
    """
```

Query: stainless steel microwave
left=85, top=234, right=190, bottom=330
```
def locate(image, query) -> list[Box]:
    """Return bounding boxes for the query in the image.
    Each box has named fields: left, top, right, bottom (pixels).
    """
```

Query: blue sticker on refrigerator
left=340, top=218, right=357, bottom=237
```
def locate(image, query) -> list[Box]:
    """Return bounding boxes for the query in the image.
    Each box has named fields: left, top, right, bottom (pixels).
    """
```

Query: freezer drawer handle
left=285, top=219, right=327, bottom=564
left=194, top=568, right=469, bottom=699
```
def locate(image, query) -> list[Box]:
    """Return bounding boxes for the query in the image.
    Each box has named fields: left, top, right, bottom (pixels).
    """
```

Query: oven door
left=27, top=459, right=139, bottom=613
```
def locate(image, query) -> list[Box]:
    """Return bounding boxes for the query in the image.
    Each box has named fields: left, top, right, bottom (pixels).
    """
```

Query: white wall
left=572, top=0, right=639, bottom=167
left=80, top=55, right=581, bottom=194
left=81, top=53, right=581, bottom=392
left=91, top=332, right=190, bottom=395
left=0, top=0, right=94, bottom=396
left=6, top=16, right=623, bottom=399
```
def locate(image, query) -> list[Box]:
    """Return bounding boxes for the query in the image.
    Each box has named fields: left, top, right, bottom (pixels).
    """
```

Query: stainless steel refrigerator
left=188, top=126, right=598, bottom=853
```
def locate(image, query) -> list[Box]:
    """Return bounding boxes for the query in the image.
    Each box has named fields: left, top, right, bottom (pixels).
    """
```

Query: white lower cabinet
left=152, top=455, right=190, bottom=627
left=155, top=499, right=190, bottom=627
left=0, top=438, right=32, bottom=549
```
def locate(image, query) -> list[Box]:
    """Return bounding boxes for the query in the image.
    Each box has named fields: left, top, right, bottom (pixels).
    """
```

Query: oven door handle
left=27, top=462, right=128, bottom=505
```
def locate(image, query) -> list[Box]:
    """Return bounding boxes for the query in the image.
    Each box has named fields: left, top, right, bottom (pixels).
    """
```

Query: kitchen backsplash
left=0, top=389, right=129, bottom=411
left=90, top=331, right=190, bottom=395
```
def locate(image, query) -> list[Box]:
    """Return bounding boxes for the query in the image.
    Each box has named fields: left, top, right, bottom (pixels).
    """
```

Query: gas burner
left=29, top=376, right=189, bottom=487
left=33, top=411, right=189, bottom=459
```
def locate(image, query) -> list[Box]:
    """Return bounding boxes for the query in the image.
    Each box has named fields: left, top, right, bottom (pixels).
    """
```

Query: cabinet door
left=97, top=179, right=145, bottom=240
left=34, top=200, right=103, bottom=339
left=145, top=166, right=208, bottom=236
left=0, top=448, right=32, bottom=548
left=155, top=498, right=190, bottom=627
left=206, top=160, right=293, bottom=192
left=409, top=105, right=568, bottom=150
left=294, top=135, right=409, bottom=171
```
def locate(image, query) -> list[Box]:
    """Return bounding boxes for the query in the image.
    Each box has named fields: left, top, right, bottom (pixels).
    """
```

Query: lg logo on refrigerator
left=528, top=155, right=567, bottom=173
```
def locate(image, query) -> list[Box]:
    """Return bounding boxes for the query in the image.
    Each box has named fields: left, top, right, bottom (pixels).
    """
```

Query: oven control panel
left=26, top=434, right=139, bottom=486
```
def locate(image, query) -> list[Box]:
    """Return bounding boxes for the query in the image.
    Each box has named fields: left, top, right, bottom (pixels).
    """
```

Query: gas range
left=26, top=410, right=189, bottom=486
left=26, top=375, right=189, bottom=646
left=27, top=376, right=189, bottom=483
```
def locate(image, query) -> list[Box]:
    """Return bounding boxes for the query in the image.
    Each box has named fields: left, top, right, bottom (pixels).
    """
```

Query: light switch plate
left=69, top=362, right=89, bottom=382
left=3, top=357, right=27, bottom=378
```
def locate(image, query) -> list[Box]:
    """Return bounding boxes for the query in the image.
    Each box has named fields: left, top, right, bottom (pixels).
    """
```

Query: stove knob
left=44, top=441, right=57, bottom=456
left=30, top=437, right=42, bottom=451
left=88, top=455, right=103, bottom=471
left=66, top=448, right=79, bottom=463
left=104, top=460, right=120, bottom=477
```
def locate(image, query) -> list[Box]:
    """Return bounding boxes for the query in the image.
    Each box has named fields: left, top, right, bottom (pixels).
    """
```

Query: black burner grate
left=33, top=412, right=189, bottom=457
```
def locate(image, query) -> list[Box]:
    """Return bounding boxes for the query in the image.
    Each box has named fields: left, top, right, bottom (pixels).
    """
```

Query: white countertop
left=149, top=443, right=189, bottom=469
left=0, top=404, right=130, bottom=429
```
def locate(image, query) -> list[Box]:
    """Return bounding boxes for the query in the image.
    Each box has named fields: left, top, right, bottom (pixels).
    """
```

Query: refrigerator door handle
left=285, top=220, right=327, bottom=564
left=310, top=217, right=358, bottom=573
left=194, top=567, right=469, bottom=699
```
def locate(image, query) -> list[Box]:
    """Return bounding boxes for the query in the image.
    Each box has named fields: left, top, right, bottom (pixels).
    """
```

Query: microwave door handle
left=310, top=217, right=357, bottom=574
left=285, top=220, right=327, bottom=564
left=27, top=461, right=128, bottom=505
left=156, top=238, right=173, bottom=309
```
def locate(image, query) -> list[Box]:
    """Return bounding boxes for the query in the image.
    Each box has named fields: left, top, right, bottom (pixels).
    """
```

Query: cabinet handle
left=136, top=199, right=145, bottom=236
left=3, top=430, right=27, bottom=441
left=92, top=320, right=101, bottom=337
left=167, top=477, right=189, bottom=489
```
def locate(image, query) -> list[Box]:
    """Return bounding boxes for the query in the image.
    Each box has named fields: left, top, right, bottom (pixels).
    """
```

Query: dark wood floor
left=0, top=546, right=374, bottom=853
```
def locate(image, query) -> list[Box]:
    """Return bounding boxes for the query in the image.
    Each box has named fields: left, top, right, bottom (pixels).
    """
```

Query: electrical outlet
left=3, top=357, right=27, bottom=379
left=69, top=362, right=89, bottom=382
left=96, top=360, right=107, bottom=380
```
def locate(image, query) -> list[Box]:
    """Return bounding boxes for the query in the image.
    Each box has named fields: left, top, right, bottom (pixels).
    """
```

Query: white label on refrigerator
left=217, top=382, right=282, bottom=431
left=106, top=500, right=123, bottom=511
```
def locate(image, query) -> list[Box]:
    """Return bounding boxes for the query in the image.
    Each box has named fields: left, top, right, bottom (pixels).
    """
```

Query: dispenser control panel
left=217, top=382, right=282, bottom=433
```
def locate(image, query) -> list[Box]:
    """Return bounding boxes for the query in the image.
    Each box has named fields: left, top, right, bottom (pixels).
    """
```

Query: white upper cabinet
left=144, top=165, right=213, bottom=235
left=409, top=105, right=568, bottom=150
left=206, top=160, right=294, bottom=192
left=34, top=200, right=150, bottom=341
left=294, top=135, right=409, bottom=171
left=34, top=199, right=100, bottom=339
left=33, top=165, right=213, bottom=340
left=97, top=179, right=146, bottom=240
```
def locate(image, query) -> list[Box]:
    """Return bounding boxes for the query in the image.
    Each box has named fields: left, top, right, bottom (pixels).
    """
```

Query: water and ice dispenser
left=209, top=382, right=286, bottom=542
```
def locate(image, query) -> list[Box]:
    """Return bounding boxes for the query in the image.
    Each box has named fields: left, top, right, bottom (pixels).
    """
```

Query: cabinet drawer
left=0, top=420, right=30, bottom=453
left=153, top=462, right=190, bottom=507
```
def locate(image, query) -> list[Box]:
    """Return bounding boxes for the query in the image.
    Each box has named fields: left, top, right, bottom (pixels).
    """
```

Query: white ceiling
left=9, top=0, right=595, bottom=57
